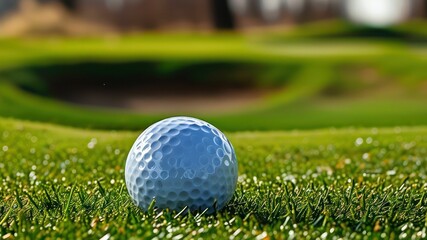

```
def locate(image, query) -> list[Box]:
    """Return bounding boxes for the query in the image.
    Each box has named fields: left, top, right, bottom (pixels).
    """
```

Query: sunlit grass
left=1, top=60, right=427, bottom=131
left=0, top=21, right=426, bottom=131
left=1, top=118, right=427, bottom=238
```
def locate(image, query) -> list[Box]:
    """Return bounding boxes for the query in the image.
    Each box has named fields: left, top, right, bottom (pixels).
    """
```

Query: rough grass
left=1, top=117, right=427, bottom=239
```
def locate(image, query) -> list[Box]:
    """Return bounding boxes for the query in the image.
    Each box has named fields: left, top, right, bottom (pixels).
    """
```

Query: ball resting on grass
left=125, top=117, right=238, bottom=213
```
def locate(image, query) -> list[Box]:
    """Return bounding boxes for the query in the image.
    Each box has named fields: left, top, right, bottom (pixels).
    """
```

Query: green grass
left=2, top=21, right=427, bottom=239
left=1, top=62, right=427, bottom=131
left=0, top=21, right=427, bottom=131
left=1, top=117, right=427, bottom=238
left=2, top=21, right=427, bottom=69
left=1, top=80, right=426, bottom=132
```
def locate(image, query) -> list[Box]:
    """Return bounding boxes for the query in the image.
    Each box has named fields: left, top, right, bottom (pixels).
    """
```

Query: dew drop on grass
left=238, top=174, right=246, bottom=182
left=100, top=233, right=111, bottom=240
left=255, top=232, right=267, bottom=240
left=87, top=138, right=98, bottom=149
left=29, top=171, right=36, bottom=181
left=355, top=138, right=363, bottom=146
left=399, top=233, right=407, bottom=239
left=3, top=233, right=12, bottom=239
left=114, top=149, right=120, bottom=155
left=362, top=153, right=370, bottom=160
left=321, top=232, right=328, bottom=239
left=416, top=230, right=426, bottom=238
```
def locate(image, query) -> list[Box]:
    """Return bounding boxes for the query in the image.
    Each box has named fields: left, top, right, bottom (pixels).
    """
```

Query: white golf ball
left=125, top=117, right=238, bottom=213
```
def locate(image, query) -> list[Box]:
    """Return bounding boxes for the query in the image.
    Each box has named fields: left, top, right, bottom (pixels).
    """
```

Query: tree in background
left=211, top=0, right=235, bottom=29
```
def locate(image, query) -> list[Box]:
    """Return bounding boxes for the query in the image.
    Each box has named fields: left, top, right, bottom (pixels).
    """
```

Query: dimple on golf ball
left=125, top=116, right=238, bottom=213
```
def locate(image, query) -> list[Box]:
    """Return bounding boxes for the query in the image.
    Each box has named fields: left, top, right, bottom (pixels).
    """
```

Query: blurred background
left=1, top=0, right=426, bottom=33
left=0, top=0, right=426, bottom=131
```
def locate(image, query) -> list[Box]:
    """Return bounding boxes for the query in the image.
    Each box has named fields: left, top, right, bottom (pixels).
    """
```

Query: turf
left=1, top=62, right=427, bottom=131
left=1, top=117, right=427, bottom=239
left=0, top=21, right=427, bottom=131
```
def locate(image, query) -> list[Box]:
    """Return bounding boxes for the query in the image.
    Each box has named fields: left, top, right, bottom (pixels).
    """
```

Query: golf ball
left=125, top=117, right=238, bottom=213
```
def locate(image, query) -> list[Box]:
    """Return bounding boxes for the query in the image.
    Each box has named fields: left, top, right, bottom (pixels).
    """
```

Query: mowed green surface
left=1, top=62, right=426, bottom=131
left=1, top=117, right=427, bottom=239
left=0, top=21, right=427, bottom=131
